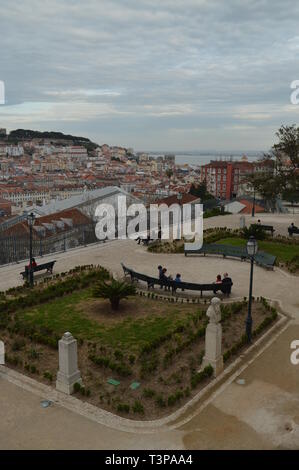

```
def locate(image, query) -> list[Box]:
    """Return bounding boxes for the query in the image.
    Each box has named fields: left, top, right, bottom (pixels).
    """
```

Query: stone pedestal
left=202, top=323, right=223, bottom=377
left=239, top=215, right=246, bottom=229
left=0, top=340, right=4, bottom=365
left=56, top=332, right=82, bottom=394
left=202, top=297, right=223, bottom=377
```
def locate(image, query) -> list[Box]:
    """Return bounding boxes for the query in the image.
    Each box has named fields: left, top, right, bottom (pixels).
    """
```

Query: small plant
left=242, top=225, right=267, bottom=240
left=28, top=348, right=41, bottom=359
left=129, top=354, right=135, bottom=365
left=114, top=349, right=123, bottom=360
left=132, top=400, right=144, bottom=414
left=117, top=403, right=130, bottom=413
left=73, top=382, right=82, bottom=393
left=43, top=371, right=53, bottom=381
left=155, top=395, right=166, bottom=408
left=190, top=365, right=213, bottom=389
left=93, top=279, right=136, bottom=310
left=143, top=388, right=156, bottom=399
left=30, top=364, right=39, bottom=374
left=11, top=338, right=26, bottom=352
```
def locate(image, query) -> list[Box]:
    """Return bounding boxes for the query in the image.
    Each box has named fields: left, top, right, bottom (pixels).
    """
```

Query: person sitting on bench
left=288, top=223, right=298, bottom=236
left=173, top=273, right=183, bottom=293
left=222, top=272, right=233, bottom=296
left=158, top=265, right=163, bottom=279
left=161, top=268, right=171, bottom=291
left=213, top=274, right=222, bottom=294
left=27, top=258, right=37, bottom=269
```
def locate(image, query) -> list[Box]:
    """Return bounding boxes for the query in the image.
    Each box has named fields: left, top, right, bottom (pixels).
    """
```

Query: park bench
left=20, top=260, right=56, bottom=280
left=288, top=226, right=299, bottom=237
left=184, top=243, right=276, bottom=270
left=121, top=263, right=233, bottom=297
left=250, top=223, right=275, bottom=235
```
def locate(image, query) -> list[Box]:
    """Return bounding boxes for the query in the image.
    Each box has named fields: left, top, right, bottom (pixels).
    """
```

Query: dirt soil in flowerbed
left=1, top=287, right=280, bottom=420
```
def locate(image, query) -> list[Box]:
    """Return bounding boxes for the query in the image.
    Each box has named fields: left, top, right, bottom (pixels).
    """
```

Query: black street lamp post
left=27, top=212, right=35, bottom=287
left=251, top=188, right=256, bottom=217
left=246, top=236, right=258, bottom=342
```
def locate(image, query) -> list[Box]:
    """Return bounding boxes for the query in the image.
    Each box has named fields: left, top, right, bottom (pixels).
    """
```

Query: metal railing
left=0, top=223, right=97, bottom=266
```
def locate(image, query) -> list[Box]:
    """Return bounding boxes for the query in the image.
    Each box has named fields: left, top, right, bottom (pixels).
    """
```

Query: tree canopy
left=246, top=125, right=299, bottom=209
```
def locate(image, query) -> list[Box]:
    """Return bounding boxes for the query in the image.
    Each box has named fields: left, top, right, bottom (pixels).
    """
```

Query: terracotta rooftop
left=154, top=193, right=200, bottom=206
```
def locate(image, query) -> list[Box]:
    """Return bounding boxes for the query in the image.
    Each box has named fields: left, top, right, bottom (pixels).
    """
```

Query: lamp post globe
left=246, top=236, right=258, bottom=257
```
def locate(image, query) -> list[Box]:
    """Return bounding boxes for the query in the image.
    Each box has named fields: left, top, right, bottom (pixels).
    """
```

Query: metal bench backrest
left=121, top=263, right=230, bottom=293
left=184, top=243, right=275, bottom=268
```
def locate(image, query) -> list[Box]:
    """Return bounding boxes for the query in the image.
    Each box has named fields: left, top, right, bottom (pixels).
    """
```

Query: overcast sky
left=0, top=0, right=299, bottom=151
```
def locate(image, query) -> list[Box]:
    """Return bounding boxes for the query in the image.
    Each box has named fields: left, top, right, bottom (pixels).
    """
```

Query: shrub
left=241, top=225, right=267, bottom=240
left=114, top=350, right=123, bottom=360
left=73, top=382, right=82, bottom=393
left=167, top=391, right=184, bottom=407
left=167, top=394, right=176, bottom=406
left=88, top=354, right=132, bottom=377
left=155, top=395, right=166, bottom=408
left=7, top=355, right=22, bottom=367
left=132, top=400, right=144, bottom=414
left=140, top=354, right=159, bottom=377
left=28, top=348, right=41, bottom=359
left=93, top=279, right=136, bottom=310
left=11, top=338, right=26, bottom=351
left=43, top=371, right=53, bottom=381
left=129, top=354, right=135, bottom=365
left=117, top=403, right=130, bottom=413
left=143, top=388, right=156, bottom=399
left=190, top=365, right=213, bottom=389
left=30, top=365, right=39, bottom=374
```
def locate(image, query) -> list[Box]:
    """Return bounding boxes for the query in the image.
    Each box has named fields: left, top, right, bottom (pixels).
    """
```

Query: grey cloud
left=0, top=0, right=298, bottom=150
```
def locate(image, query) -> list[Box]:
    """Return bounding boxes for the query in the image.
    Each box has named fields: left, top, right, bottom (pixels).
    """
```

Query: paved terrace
left=0, top=213, right=299, bottom=449
left=1, top=213, right=298, bottom=316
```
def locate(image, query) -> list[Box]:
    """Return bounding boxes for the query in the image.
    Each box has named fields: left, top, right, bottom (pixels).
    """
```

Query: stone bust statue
left=206, top=297, right=221, bottom=324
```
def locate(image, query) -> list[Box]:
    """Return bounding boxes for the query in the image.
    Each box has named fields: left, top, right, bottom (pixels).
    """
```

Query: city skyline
left=0, top=0, right=299, bottom=150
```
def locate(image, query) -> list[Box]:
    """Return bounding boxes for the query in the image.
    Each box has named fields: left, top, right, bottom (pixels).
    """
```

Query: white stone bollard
left=0, top=340, right=4, bottom=365
left=239, top=215, right=246, bottom=229
left=202, top=297, right=223, bottom=377
left=56, top=332, right=82, bottom=394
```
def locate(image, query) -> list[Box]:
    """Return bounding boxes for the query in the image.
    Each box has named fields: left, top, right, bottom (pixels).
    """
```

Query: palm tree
left=93, top=279, right=136, bottom=310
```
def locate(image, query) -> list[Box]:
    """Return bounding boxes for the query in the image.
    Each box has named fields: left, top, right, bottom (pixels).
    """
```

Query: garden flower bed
left=0, top=265, right=279, bottom=419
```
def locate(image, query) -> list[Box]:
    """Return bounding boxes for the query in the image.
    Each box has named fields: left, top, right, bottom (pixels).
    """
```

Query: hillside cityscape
left=0, top=127, right=282, bottom=220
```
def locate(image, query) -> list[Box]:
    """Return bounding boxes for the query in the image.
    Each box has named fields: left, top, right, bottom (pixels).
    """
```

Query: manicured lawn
left=19, top=289, right=102, bottom=339
left=216, top=238, right=299, bottom=263
left=17, top=289, right=201, bottom=352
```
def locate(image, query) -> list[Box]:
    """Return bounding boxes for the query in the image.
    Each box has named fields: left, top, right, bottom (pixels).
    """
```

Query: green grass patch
left=15, top=289, right=203, bottom=353
left=215, top=237, right=299, bottom=263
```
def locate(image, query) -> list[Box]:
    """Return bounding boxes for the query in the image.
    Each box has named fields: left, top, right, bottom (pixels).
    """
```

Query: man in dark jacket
left=221, top=272, right=233, bottom=296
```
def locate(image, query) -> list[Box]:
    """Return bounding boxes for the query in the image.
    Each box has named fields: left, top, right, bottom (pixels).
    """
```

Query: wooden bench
left=20, top=260, right=56, bottom=280
left=121, top=263, right=233, bottom=297
left=184, top=243, right=276, bottom=270
left=250, top=223, right=275, bottom=235
left=288, top=226, right=299, bottom=237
